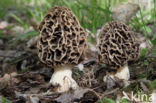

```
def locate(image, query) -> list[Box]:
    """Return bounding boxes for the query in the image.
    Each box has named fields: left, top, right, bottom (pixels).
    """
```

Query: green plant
left=121, top=98, right=129, bottom=103
left=99, top=97, right=130, bottom=103
left=1, top=0, right=131, bottom=43
left=1, top=97, right=11, bottom=103
left=0, top=30, right=3, bottom=38
left=140, top=48, right=148, bottom=58
left=131, top=0, right=156, bottom=46
left=99, top=98, right=115, bottom=103
left=0, top=0, right=15, bottom=19
left=10, top=14, right=29, bottom=29
left=11, top=31, right=38, bottom=46
left=148, top=79, right=156, bottom=91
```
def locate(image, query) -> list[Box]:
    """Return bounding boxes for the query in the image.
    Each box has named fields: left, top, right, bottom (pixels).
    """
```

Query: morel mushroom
left=97, top=21, right=140, bottom=81
left=37, top=6, right=87, bottom=92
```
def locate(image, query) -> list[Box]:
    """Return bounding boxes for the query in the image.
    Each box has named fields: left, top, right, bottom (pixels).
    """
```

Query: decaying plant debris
left=0, top=43, right=156, bottom=103
left=0, top=0, right=156, bottom=103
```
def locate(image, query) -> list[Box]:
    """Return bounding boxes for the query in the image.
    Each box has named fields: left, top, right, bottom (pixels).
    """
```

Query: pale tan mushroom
left=97, top=21, right=140, bottom=81
left=37, top=6, right=87, bottom=92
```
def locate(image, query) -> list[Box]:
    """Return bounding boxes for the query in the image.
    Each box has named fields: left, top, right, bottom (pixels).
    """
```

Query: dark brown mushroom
left=97, top=21, right=140, bottom=81
left=37, top=6, right=87, bottom=92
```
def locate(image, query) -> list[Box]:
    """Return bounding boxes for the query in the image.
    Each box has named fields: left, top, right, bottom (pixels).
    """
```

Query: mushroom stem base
left=49, top=66, right=78, bottom=93
left=115, top=64, right=130, bottom=80
left=104, top=64, right=130, bottom=81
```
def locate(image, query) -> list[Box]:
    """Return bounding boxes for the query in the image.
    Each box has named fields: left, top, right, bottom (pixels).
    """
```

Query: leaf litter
left=0, top=3, right=156, bottom=102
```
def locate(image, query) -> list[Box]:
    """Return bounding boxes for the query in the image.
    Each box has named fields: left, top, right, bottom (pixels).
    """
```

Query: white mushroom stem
left=115, top=64, right=130, bottom=80
left=104, top=64, right=130, bottom=81
left=49, top=65, right=78, bottom=93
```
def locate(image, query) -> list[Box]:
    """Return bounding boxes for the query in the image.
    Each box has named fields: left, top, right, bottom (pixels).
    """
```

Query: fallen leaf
left=140, top=82, right=149, bottom=92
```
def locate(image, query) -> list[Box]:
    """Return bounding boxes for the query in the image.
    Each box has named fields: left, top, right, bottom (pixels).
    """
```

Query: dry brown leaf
left=140, top=82, right=149, bottom=92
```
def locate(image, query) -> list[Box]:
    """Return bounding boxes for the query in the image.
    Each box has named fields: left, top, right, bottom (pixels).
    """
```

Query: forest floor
left=0, top=20, right=156, bottom=103
left=0, top=0, right=156, bottom=103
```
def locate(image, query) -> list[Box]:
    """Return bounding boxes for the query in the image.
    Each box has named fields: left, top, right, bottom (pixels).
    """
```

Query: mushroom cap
left=37, top=6, right=87, bottom=67
left=97, top=21, right=140, bottom=69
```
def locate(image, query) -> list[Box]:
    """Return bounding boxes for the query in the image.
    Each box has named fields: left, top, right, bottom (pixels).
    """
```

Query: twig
left=15, top=91, right=60, bottom=98
left=92, top=83, right=105, bottom=90
left=102, top=88, right=119, bottom=96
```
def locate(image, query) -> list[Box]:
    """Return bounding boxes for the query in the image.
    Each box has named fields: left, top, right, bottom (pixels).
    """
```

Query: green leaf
left=10, top=14, right=24, bottom=25
left=140, top=48, right=148, bottom=57
left=1, top=96, right=11, bottom=103
left=149, top=80, right=156, bottom=90
left=16, top=31, right=38, bottom=40
left=99, top=98, right=115, bottom=103
left=148, top=79, right=156, bottom=91
left=141, top=26, right=152, bottom=34
left=151, top=37, right=156, bottom=45
left=0, top=30, right=3, bottom=38
left=10, top=31, right=38, bottom=46
left=121, top=98, right=129, bottom=103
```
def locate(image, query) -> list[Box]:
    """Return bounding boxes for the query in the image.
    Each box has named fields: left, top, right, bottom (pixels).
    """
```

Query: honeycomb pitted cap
left=37, top=6, right=87, bottom=67
left=97, top=21, right=140, bottom=69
